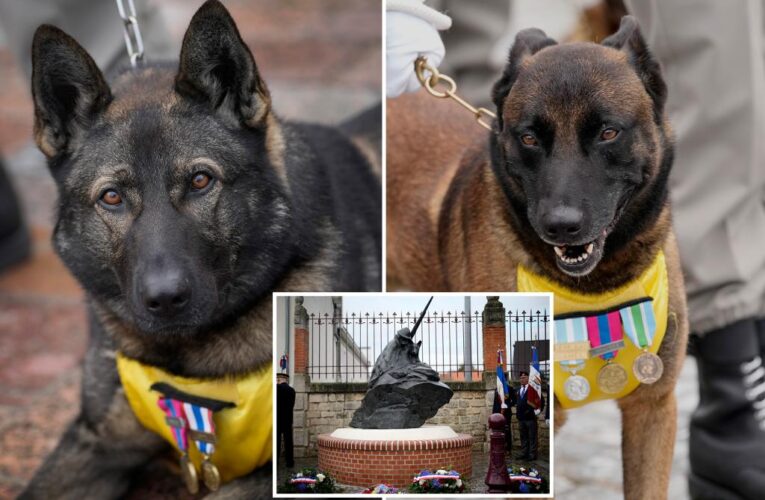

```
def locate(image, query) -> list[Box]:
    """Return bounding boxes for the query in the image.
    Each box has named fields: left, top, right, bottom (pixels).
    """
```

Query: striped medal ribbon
left=619, top=299, right=664, bottom=384
left=554, top=316, right=591, bottom=401
left=183, top=403, right=221, bottom=492
left=157, top=397, right=199, bottom=494
left=587, top=310, right=629, bottom=394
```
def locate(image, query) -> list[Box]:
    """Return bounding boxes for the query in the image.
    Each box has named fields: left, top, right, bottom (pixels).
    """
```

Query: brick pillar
left=294, top=296, right=310, bottom=374
left=483, top=296, right=507, bottom=373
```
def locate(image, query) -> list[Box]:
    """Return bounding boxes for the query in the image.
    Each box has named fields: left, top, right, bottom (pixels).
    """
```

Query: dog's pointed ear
left=175, top=0, right=271, bottom=128
left=602, top=15, right=667, bottom=114
left=492, top=29, right=557, bottom=130
left=31, top=25, right=111, bottom=158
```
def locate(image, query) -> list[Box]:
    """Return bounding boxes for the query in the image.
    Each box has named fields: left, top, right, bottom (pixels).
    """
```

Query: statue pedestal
left=317, top=426, right=473, bottom=488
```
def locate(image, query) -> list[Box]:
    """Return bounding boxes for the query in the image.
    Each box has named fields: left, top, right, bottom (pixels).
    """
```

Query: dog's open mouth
left=550, top=232, right=607, bottom=276
left=554, top=242, right=595, bottom=264
left=544, top=190, right=633, bottom=277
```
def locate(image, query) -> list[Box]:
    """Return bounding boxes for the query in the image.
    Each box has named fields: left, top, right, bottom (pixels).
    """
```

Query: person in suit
left=516, top=371, right=544, bottom=461
left=276, top=373, right=296, bottom=468
left=492, top=370, right=517, bottom=454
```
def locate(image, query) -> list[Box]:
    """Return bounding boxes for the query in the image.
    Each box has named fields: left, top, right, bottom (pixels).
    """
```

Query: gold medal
left=597, top=362, right=628, bottom=394
left=180, top=454, right=199, bottom=494
left=202, top=458, right=221, bottom=491
left=633, top=351, right=664, bottom=384
left=564, top=374, right=591, bottom=401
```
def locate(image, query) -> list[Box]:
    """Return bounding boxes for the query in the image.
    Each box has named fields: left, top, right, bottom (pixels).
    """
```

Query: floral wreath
left=278, top=467, right=336, bottom=494
left=508, top=465, right=548, bottom=494
left=408, top=468, right=467, bottom=493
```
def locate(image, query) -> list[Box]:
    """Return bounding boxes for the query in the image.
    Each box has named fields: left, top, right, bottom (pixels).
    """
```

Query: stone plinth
left=317, top=426, right=473, bottom=488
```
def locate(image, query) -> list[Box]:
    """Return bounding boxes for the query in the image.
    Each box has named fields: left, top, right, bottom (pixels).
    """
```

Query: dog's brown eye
left=100, top=189, right=122, bottom=206
left=601, top=128, right=619, bottom=141
left=521, top=134, right=537, bottom=146
left=191, top=172, right=212, bottom=190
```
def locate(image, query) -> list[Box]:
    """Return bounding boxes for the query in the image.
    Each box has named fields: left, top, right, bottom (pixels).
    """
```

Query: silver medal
left=564, top=374, right=591, bottom=401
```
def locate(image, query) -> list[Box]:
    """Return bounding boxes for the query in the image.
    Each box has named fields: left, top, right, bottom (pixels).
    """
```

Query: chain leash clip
left=414, top=56, right=496, bottom=131
left=115, top=0, right=145, bottom=68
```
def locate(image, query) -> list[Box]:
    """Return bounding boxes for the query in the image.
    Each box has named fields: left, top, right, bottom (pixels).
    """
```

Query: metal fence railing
left=506, top=310, right=551, bottom=382
left=307, top=309, right=550, bottom=384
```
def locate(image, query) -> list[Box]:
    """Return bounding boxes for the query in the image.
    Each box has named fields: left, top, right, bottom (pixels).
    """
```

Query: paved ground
left=556, top=357, right=697, bottom=499
left=0, top=1, right=379, bottom=498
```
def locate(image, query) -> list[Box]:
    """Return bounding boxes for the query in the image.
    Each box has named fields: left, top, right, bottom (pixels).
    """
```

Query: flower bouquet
left=507, top=465, right=548, bottom=494
left=362, top=484, right=401, bottom=494
left=279, top=468, right=336, bottom=494
left=408, top=468, right=467, bottom=494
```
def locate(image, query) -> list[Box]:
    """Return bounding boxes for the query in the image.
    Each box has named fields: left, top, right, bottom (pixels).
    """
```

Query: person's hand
left=534, top=409, right=541, bottom=417
left=386, top=2, right=451, bottom=98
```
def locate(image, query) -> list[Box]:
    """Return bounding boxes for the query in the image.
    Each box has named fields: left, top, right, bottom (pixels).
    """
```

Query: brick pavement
left=0, top=1, right=380, bottom=498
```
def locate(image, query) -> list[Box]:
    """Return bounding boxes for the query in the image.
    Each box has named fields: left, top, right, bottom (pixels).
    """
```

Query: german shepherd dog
left=21, top=1, right=380, bottom=498
left=388, top=17, right=687, bottom=499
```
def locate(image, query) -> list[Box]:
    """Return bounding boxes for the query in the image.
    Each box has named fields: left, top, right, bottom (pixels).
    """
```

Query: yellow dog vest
left=517, top=251, right=669, bottom=409
left=116, top=354, right=272, bottom=483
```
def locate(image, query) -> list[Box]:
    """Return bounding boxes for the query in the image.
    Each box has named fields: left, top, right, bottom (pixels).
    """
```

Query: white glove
left=386, top=1, right=451, bottom=98
left=534, top=409, right=541, bottom=417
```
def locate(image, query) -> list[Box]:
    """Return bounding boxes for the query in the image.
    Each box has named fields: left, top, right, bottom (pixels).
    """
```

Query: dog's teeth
left=557, top=246, right=595, bottom=266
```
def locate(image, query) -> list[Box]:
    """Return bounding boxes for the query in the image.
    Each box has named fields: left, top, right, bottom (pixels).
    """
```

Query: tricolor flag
left=496, top=349, right=511, bottom=409
left=527, top=346, right=543, bottom=409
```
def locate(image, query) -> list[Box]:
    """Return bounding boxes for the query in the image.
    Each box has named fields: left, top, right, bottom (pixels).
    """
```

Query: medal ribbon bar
left=619, top=298, right=656, bottom=349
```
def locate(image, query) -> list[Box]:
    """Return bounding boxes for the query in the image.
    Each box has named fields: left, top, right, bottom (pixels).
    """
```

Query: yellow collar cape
left=517, top=251, right=668, bottom=409
left=116, top=354, right=272, bottom=483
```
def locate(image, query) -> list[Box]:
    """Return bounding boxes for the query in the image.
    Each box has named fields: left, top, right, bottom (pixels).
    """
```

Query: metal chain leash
left=414, top=56, right=496, bottom=131
left=115, top=0, right=145, bottom=68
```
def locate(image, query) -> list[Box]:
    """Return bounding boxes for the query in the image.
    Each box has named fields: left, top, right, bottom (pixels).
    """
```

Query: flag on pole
left=527, top=346, right=542, bottom=409
left=496, top=349, right=511, bottom=409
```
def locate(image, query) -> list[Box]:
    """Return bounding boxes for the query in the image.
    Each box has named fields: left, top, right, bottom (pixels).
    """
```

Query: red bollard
left=485, top=413, right=511, bottom=492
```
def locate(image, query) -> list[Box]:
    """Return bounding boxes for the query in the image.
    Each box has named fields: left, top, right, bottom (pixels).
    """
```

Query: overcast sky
left=337, top=294, right=551, bottom=374
left=343, top=294, right=550, bottom=317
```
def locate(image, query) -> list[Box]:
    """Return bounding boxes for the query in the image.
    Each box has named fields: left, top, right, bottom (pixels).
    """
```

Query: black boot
left=689, top=319, right=765, bottom=500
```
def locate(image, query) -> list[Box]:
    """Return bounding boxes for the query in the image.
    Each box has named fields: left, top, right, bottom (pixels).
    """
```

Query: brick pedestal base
left=317, top=432, right=474, bottom=488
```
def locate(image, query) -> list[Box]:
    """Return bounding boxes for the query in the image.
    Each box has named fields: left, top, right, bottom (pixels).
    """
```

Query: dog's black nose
left=141, top=269, right=191, bottom=318
left=542, top=206, right=583, bottom=240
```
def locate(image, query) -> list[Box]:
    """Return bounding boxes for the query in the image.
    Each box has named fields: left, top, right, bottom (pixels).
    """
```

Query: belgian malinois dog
left=387, top=16, right=688, bottom=499
left=21, top=1, right=380, bottom=498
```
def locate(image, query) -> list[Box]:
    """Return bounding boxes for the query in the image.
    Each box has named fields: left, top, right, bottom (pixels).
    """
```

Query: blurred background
left=0, top=0, right=380, bottom=497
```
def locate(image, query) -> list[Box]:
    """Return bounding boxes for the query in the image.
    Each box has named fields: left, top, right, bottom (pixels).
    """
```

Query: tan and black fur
left=388, top=16, right=687, bottom=499
left=22, top=1, right=380, bottom=498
